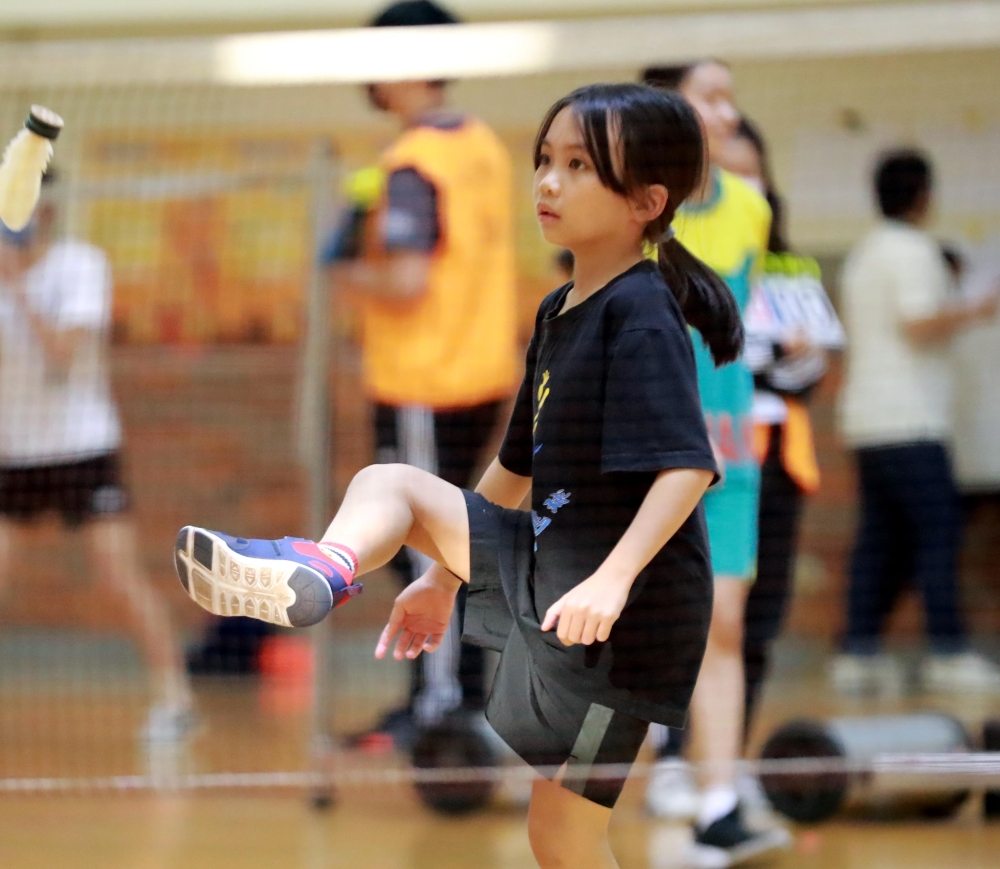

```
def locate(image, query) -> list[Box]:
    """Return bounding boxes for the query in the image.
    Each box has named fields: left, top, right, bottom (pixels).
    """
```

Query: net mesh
left=0, top=31, right=998, bottom=830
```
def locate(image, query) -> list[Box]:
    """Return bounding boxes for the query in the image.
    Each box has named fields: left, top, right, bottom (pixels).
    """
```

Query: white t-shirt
left=0, top=240, right=122, bottom=466
left=838, top=221, right=953, bottom=448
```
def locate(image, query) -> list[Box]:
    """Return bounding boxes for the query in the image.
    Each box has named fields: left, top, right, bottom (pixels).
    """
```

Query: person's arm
left=541, top=466, right=714, bottom=647
left=331, top=253, right=430, bottom=302
left=892, top=236, right=999, bottom=345
left=473, top=456, right=532, bottom=509
left=10, top=285, right=88, bottom=373
left=903, top=292, right=998, bottom=345
left=1, top=249, right=92, bottom=376
left=329, top=167, right=438, bottom=303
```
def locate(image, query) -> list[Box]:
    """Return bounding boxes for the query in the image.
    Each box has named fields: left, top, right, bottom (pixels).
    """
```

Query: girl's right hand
left=375, top=565, right=462, bottom=661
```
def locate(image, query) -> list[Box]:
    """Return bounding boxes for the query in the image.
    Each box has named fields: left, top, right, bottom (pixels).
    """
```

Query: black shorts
left=462, top=491, right=648, bottom=809
left=0, top=453, right=130, bottom=527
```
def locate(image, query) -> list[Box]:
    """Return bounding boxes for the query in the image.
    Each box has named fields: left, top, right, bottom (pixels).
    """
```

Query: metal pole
left=298, top=138, right=338, bottom=808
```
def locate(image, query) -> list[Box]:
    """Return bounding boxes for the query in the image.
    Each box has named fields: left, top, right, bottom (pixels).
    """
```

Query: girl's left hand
left=540, top=570, right=631, bottom=646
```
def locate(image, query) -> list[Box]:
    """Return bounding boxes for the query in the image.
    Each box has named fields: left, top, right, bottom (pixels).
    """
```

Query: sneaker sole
left=174, top=526, right=334, bottom=628
left=684, top=827, right=792, bottom=869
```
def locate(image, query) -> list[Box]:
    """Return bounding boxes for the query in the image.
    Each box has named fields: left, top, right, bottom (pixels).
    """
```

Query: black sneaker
left=685, top=805, right=791, bottom=868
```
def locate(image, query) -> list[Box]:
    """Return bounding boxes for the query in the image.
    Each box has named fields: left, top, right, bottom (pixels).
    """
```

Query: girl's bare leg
left=687, top=577, right=749, bottom=814
left=321, top=463, right=470, bottom=580
left=87, top=518, right=192, bottom=711
left=527, top=776, right=619, bottom=869
left=176, top=463, right=470, bottom=632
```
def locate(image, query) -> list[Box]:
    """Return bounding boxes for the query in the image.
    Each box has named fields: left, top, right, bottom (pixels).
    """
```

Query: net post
left=298, top=137, right=339, bottom=808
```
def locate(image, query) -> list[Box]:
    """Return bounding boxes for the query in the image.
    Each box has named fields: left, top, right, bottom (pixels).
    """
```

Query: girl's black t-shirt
left=498, top=260, right=718, bottom=726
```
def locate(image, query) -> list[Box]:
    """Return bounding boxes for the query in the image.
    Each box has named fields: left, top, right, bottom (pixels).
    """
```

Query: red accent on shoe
left=307, top=559, right=334, bottom=579
left=290, top=541, right=355, bottom=586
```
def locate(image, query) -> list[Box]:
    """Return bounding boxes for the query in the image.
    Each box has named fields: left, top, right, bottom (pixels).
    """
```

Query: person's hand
left=540, top=569, right=631, bottom=647
left=375, top=565, right=462, bottom=661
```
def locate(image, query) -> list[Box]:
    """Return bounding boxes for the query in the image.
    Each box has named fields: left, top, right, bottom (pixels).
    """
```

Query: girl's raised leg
left=321, top=463, right=470, bottom=580
left=174, top=463, right=469, bottom=629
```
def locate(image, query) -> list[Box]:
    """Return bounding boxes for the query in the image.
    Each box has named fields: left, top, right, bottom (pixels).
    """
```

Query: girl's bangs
left=533, top=92, right=626, bottom=195
left=574, top=100, right=626, bottom=194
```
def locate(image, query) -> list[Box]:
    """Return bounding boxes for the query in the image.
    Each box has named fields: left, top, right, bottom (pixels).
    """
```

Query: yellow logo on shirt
left=533, top=370, right=551, bottom=433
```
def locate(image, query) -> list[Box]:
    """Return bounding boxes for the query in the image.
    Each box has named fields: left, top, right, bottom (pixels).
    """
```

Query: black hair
left=732, top=117, right=790, bottom=254
left=367, top=1, right=459, bottom=106
left=370, top=0, right=458, bottom=27
left=642, top=65, right=696, bottom=90
left=534, top=83, right=743, bottom=365
left=642, top=61, right=727, bottom=92
left=874, top=149, right=932, bottom=219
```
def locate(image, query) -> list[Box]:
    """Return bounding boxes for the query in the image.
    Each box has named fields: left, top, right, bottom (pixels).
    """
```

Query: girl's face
left=679, top=62, right=740, bottom=165
left=534, top=107, right=656, bottom=252
left=720, top=134, right=764, bottom=192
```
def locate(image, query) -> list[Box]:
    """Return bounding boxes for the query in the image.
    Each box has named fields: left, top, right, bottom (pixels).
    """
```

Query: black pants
left=844, top=441, right=966, bottom=655
left=375, top=401, right=503, bottom=722
left=743, top=427, right=804, bottom=733
left=657, top=426, right=806, bottom=757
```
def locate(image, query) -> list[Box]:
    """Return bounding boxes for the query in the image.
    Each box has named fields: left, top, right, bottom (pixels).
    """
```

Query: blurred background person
left=834, top=149, right=1000, bottom=695
left=323, top=0, right=519, bottom=751
left=643, top=63, right=788, bottom=866
left=0, top=173, right=193, bottom=742
left=727, top=118, right=836, bottom=805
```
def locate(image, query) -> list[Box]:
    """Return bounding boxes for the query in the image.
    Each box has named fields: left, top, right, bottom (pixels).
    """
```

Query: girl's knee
left=527, top=781, right=611, bottom=869
left=708, top=579, right=749, bottom=644
left=351, top=463, right=419, bottom=493
left=528, top=815, right=587, bottom=869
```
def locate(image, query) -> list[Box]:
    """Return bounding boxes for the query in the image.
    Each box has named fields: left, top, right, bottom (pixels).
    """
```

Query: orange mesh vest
left=361, top=118, right=518, bottom=409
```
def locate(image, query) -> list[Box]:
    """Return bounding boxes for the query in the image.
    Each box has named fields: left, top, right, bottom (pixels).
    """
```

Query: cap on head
left=370, top=0, right=459, bottom=27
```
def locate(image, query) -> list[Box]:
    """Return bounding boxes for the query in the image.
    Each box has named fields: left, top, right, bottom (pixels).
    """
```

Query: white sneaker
left=920, top=652, right=1000, bottom=694
left=140, top=704, right=197, bottom=744
left=829, top=653, right=906, bottom=696
left=646, top=759, right=701, bottom=821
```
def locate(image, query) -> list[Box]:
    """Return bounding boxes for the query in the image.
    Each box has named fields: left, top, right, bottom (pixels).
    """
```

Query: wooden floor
left=2, top=630, right=1000, bottom=868
left=1, top=789, right=999, bottom=869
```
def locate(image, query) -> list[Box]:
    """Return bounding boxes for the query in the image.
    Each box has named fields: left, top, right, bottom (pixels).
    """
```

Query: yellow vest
left=361, top=118, right=518, bottom=408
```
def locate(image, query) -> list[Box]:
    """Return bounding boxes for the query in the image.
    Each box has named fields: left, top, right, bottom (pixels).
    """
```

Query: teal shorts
left=703, top=481, right=759, bottom=581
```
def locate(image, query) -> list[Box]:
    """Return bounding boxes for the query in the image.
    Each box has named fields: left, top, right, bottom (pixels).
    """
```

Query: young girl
left=174, top=83, right=740, bottom=869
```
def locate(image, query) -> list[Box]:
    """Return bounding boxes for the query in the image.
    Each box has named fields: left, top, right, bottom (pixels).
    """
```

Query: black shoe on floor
left=684, top=804, right=791, bottom=868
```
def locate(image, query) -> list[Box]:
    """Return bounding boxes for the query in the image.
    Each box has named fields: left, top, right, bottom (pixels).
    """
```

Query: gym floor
left=2, top=783, right=999, bottom=868
left=2, top=630, right=999, bottom=869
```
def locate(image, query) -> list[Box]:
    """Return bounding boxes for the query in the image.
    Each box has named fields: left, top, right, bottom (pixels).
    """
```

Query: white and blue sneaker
left=174, top=527, right=362, bottom=628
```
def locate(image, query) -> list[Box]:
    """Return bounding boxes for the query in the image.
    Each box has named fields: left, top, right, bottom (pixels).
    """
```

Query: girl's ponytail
left=531, top=83, right=746, bottom=366
left=656, top=228, right=744, bottom=366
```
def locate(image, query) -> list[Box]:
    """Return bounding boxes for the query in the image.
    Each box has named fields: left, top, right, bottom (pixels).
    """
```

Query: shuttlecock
left=0, top=105, right=63, bottom=232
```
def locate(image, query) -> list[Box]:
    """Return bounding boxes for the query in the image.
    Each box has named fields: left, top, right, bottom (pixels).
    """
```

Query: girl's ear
left=630, top=184, right=669, bottom=226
